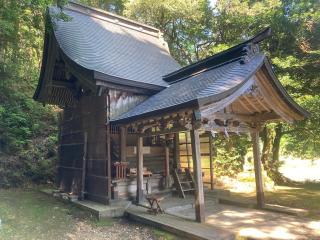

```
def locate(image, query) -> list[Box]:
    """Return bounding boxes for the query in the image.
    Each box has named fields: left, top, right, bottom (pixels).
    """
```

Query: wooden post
left=165, top=144, right=170, bottom=188
left=190, top=129, right=205, bottom=223
left=120, top=126, right=127, bottom=162
left=107, top=124, right=112, bottom=203
left=173, top=133, right=180, bottom=169
left=136, top=136, right=144, bottom=204
left=209, top=134, right=214, bottom=190
left=251, top=131, right=265, bottom=208
left=80, top=132, right=87, bottom=200
left=185, top=132, right=190, bottom=169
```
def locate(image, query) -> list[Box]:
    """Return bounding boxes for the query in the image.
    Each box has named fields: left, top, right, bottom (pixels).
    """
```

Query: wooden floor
left=125, top=204, right=235, bottom=240
left=126, top=192, right=320, bottom=240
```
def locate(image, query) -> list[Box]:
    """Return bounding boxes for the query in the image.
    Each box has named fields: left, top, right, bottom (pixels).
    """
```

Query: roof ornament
left=240, top=43, right=260, bottom=64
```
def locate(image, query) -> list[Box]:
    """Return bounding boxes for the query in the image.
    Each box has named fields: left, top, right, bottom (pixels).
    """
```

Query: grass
left=0, top=188, right=90, bottom=240
left=229, top=181, right=320, bottom=219
left=0, top=188, right=178, bottom=240
left=153, top=229, right=178, bottom=240
left=90, top=217, right=115, bottom=227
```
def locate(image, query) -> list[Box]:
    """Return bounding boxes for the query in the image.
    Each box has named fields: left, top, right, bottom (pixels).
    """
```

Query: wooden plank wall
left=58, top=95, right=109, bottom=204
left=111, top=133, right=173, bottom=175
left=111, top=132, right=172, bottom=200
left=109, top=90, right=147, bottom=120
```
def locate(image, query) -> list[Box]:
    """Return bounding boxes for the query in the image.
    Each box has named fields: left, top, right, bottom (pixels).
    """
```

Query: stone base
left=40, top=188, right=131, bottom=219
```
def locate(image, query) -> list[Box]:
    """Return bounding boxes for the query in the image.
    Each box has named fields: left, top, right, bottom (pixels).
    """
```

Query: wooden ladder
left=173, top=168, right=195, bottom=198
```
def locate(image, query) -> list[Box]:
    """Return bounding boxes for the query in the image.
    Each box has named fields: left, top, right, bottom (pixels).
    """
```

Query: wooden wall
left=111, top=132, right=173, bottom=174
left=58, top=94, right=109, bottom=204
left=109, top=90, right=147, bottom=120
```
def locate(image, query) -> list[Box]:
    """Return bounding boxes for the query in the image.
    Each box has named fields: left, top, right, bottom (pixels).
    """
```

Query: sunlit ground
left=280, top=157, right=320, bottom=182
left=215, top=158, right=320, bottom=219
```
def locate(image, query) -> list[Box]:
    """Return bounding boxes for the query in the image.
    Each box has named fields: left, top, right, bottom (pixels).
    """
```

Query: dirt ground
left=64, top=217, right=175, bottom=240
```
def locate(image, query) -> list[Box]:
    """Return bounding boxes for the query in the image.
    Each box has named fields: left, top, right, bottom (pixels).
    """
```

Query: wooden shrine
left=34, top=2, right=309, bottom=223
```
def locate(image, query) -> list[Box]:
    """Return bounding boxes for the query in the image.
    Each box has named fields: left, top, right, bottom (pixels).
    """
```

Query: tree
left=124, top=0, right=320, bottom=183
left=124, top=0, right=213, bottom=65
left=0, top=0, right=67, bottom=186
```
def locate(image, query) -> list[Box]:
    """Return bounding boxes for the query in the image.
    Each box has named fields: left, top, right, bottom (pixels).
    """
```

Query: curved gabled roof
left=112, top=54, right=266, bottom=122
left=112, top=53, right=309, bottom=123
left=49, top=2, right=180, bottom=88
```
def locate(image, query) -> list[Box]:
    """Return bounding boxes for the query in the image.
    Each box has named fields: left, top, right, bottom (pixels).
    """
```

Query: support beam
left=173, top=133, right=180, bottom=169
left=251, top=131, right=265, bottom=208
left=120, top=126, right=127, bottom=162
left=136, top=136, right=144, bottom=204
left=80, top=132, right=87, bottom=200
left=164, top=144, right=170, bottom=188
left=138, top=126, right=188, bottom=137
left=185, top=132, right=190, bottom=169
left=190, top=129, right=205, bottom=223
left=106, top=124, right=112, bottom=203
left=209, top=134, right=214, bottom=190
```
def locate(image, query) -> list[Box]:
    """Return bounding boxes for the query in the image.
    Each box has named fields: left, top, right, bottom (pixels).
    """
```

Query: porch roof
left=112, top=53, right=309, bottom=124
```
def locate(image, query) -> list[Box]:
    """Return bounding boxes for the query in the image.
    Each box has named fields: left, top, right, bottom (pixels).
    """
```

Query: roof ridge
left=163, top=27, right=272, bottom=83
left=66, top=1, right=161, bottom=38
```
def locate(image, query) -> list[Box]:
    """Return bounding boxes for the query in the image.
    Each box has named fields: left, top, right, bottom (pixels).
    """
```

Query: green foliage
left=0, top=86, right=58, bottom=187
left=77, top=0, right=127, bottom=14
left=124, top=0, right=213, bottom=64
left=283, top=95, right=320, bottom=159
left=0, top=0, right=60, bottom=187
left=214, top=135, right=251, bottom=177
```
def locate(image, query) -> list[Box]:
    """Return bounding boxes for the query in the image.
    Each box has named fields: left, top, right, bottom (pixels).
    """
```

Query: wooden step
left=182, top=188, right=195, bottom=192
left=172, top=169, right=195, bottom=198
left=180, top=181, right=193, bottom=184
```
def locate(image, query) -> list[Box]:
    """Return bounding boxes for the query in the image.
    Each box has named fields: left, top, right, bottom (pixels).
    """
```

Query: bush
left=0, top=86, right=58, bottom=187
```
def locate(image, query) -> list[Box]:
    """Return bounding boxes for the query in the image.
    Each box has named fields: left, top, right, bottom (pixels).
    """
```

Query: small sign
left=133, top=146, right=151, bottom=154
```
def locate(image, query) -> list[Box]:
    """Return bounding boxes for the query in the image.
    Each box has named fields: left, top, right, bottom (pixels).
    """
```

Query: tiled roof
left=112, top=54, right=266, bottom=123
left=50, top=2, right=180, bottom=88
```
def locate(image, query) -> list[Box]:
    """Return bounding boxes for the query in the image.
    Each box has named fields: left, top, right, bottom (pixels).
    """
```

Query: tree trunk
left=271, top=124, right=289, bottom=184
left=272, top=124, right=282, bottom=165
left=260, top=124, right=287, bottom=185
left=261, top=126, right=273, bottom=166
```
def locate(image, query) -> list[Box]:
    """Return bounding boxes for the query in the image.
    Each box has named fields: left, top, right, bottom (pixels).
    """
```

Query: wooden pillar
left=106, top=124, right=112, bottom=203
left=120, top=126, right=127, bottom=162
left=190, top=129, right=205, bottom=223
left=209, top=134, right=214, bottom=191
left=251, top=131, right=265, bottom=208
left=185, top=132, right=190, bottom=169
left=80, top=132, right=88, bottom=200
left=173, top=133, right=180, bottom=169
left=136, top=136, right=144, bottom=204
left=165, top=144, right=170, bottom=188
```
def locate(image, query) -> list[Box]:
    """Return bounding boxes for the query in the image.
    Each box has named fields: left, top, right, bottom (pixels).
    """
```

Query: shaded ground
left=229, top=181, right=320, bottom=219
left=0, top=189, right=177, bottom=240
